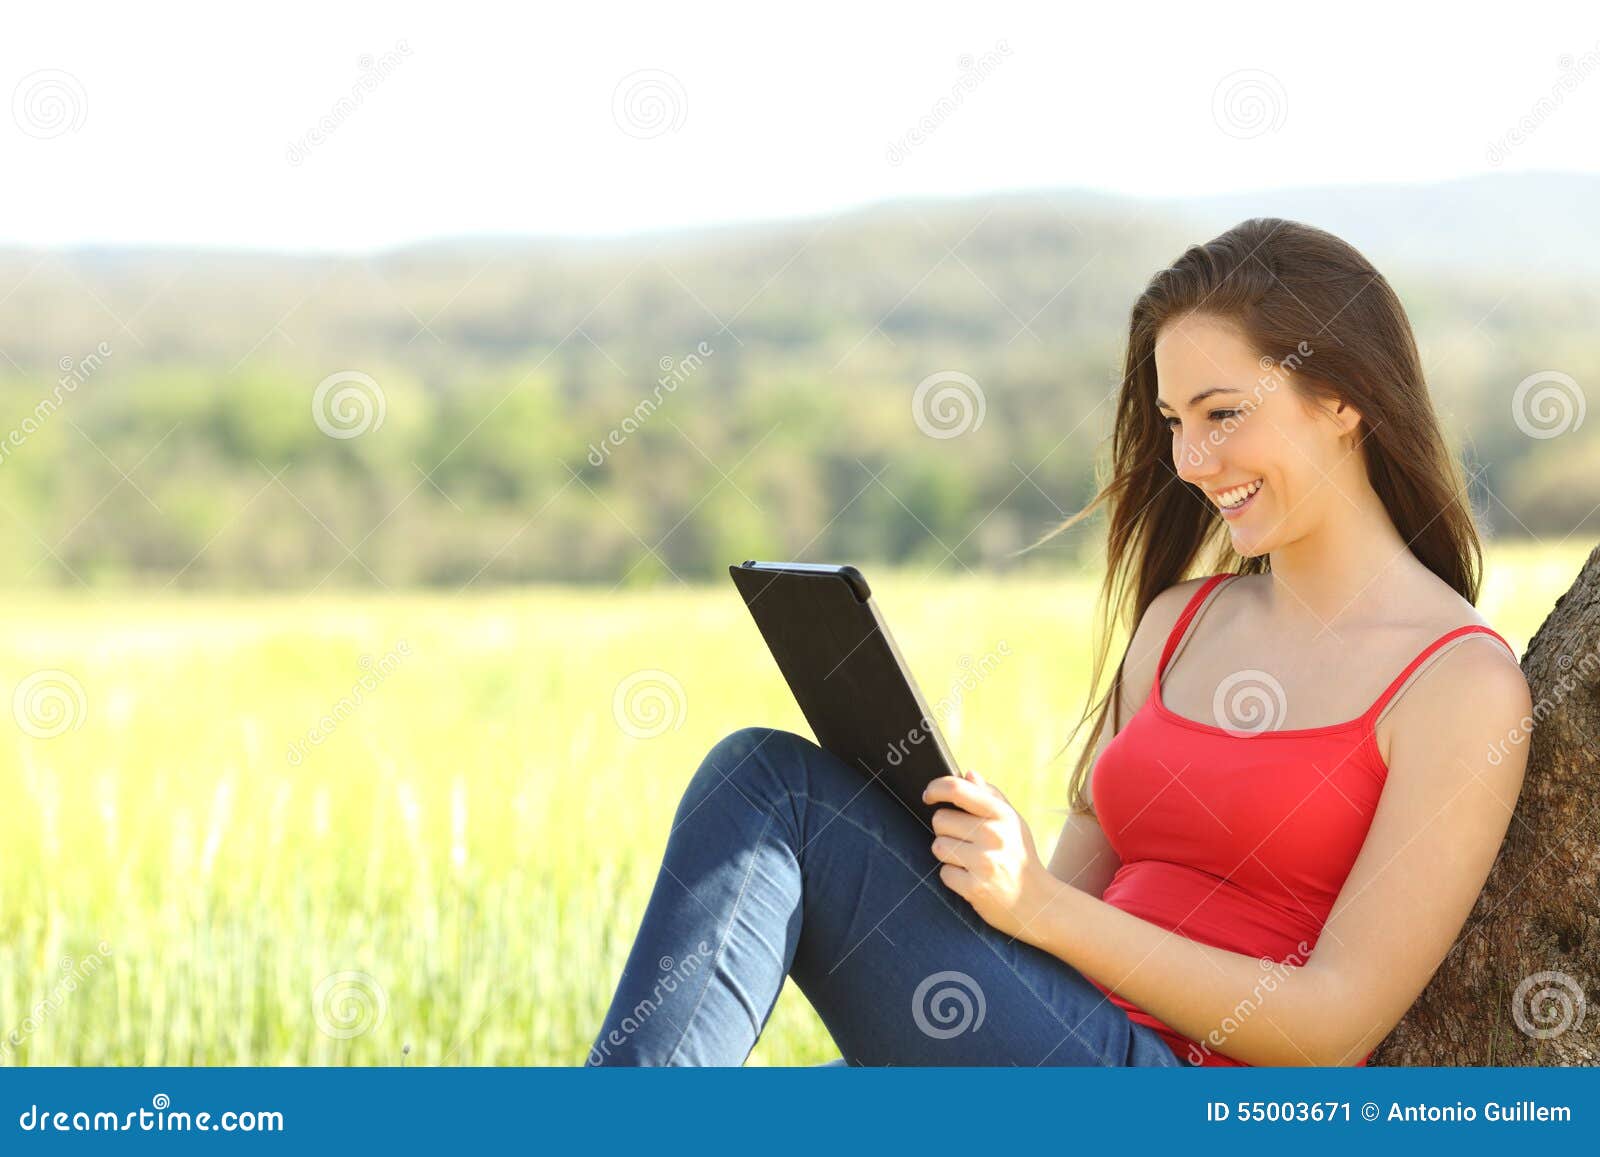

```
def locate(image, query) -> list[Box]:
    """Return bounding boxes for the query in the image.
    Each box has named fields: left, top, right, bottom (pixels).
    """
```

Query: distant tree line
left=0, top=198, right=1594, bottom=588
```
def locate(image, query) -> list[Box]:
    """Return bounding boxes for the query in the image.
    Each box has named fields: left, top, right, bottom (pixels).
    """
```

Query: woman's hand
left=923, top=769, right=1059, bottom=943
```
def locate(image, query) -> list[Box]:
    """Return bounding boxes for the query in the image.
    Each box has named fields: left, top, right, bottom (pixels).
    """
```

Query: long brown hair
left=1022, top=217, right=1484, bottom=817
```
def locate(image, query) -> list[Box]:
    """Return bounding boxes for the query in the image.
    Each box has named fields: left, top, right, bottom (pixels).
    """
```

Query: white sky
left=6, top=0, right=1599, bottom=252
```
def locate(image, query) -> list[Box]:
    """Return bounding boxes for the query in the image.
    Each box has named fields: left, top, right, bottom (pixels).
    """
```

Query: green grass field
left=0, top=542, right=1589, bottom=1066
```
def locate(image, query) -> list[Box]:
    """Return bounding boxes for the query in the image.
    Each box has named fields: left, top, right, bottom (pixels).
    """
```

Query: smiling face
left=1153, top=311, right=1364, bottom=558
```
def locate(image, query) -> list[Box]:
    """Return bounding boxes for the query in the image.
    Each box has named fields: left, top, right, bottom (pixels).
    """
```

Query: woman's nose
left=1174, top=431, right=1220, bottom=484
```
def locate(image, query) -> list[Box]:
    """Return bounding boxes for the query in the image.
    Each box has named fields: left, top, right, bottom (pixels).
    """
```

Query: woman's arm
left=1012, top=639, right=1533, bottom=1067
left=1045, top=578, right=1203, bottom=900
left=1046, top=813, right=1119, bottom=901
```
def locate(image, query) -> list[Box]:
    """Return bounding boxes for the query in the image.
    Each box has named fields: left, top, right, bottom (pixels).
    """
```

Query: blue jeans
left=586, top=726, right=1192, bottom=1067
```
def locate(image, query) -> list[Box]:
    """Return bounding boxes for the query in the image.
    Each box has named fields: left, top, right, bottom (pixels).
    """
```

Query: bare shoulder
left=1398, top=632, right=1531, bottom=724
left=1118, top=575, right=1218, bottom=719
left=1379, top=614, right=1533, bottom=782
left=1398, top=569, right=1528, bottom=711
left=1377, top=645, right=1534, bottom=846
left=1388, top=562, right=1504, bottom=631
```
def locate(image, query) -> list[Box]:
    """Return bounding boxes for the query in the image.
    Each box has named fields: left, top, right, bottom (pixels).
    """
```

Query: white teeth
left=1217, top=479, right=1263, bottom=508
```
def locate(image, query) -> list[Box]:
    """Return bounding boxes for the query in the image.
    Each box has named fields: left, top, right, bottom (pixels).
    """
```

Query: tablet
left=727, top=560, right=961, bottom=826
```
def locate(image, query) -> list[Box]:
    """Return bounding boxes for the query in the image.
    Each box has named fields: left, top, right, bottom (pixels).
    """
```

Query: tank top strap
left=1156, top=573, right=1237, bottom=680
left=1360, top=624, right=1519, bottom=725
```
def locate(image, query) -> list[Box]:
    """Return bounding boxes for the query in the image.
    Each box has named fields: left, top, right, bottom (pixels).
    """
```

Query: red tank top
left=1087, top=572, right=1516, bottom=1067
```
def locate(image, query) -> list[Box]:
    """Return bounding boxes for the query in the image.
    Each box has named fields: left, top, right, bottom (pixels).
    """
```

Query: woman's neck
left=1261, top=483, right=1418, bottom=634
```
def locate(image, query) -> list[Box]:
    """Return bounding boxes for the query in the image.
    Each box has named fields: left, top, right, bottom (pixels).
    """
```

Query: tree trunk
left=1369, top=544, right=1600, bottom=1066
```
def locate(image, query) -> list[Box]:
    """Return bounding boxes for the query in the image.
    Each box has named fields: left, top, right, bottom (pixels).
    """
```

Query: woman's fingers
left=937, top=862, right=970, bottom=896
left=930, top=805, right=983, bottom=839
left=966, top=767, right=1011, bottom=804
left=922, top=774, right=1005, bottom=819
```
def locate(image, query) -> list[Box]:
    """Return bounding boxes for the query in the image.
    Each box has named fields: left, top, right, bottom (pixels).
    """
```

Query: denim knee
left=691, top=726, right=875, bottom=835
left=689, top=726, right=804, bottom=810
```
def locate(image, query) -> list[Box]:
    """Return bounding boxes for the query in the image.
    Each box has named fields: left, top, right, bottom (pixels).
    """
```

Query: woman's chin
left=1227, top=527, right=1270, bottom=557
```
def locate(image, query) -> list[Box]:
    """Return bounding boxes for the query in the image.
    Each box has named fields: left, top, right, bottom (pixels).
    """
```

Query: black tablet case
left=728, top=561, right=956, bottom=827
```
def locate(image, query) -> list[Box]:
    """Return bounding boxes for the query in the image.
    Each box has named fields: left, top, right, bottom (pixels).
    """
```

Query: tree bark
left=1370, top=544, right=1600, bottom=1066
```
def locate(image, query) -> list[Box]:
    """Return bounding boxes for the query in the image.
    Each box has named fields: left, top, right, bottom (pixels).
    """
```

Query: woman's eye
left=1166, top=409, right=1242, bottom=431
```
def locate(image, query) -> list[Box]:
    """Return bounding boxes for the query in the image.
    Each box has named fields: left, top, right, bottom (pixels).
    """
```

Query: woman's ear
left=1332, top=398, right=1364, bottom=439
left=1314, top=393, right=1363, bottom=440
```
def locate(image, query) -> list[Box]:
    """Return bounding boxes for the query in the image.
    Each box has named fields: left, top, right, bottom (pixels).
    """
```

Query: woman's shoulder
left=1149, top=572, right=1229, bottom=617
left=1120, top=574, right=1230, bottom=700
left=1132, top=574, right=1222, bottom=644
left=1373, top=571, right=1531, bottom=755
left=1398, top=606, right=1529, bottom=710
left=1375, top=631, right=1533, bottom=781
left=1401, top=570, right=1519, bottom=666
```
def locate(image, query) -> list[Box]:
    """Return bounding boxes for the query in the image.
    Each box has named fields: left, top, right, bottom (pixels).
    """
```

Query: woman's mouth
left=1213, top=478, right=1263, bottom=519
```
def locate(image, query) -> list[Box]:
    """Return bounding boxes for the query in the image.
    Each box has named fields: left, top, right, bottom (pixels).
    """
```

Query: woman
left=586, top=218, right=1534, bottom=1067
